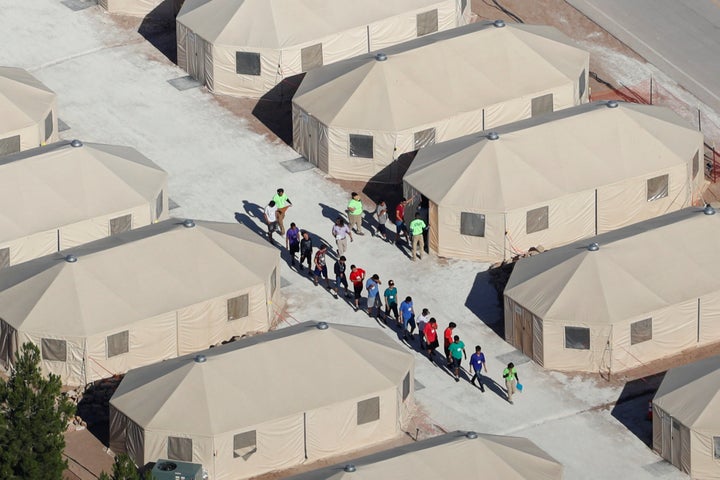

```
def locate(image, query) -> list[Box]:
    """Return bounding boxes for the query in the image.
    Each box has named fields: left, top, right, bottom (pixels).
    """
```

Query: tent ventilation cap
left=70, top=139, right=83, bottom=148
left=65, top=254, right=78, bottom=263
left=466, top=431, right=478, bottom=439
left=493, top=19, right=506, bottom=28
left=704, top=204, right=716, bottom=215
left=487, top=132, right=499, bottom=141
left=375, top=53, right=387, bottom=62
left=606, top=100, right=619, bottom=108
left=343, top=464, right=357, bottom=473
left=194, top=354, right=207, bottom=363
left=316, top=321, right=329, bottom=330
left=587, top=242, right=600, bottom=251
left=182, top=219, right=196, bottom=228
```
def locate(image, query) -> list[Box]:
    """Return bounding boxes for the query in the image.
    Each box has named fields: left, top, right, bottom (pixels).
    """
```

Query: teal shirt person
left=409, top=218, right=426, bottom=236
left=449, top=340, right=465, bottom=359
left=384, top=286, right=398, bottom=306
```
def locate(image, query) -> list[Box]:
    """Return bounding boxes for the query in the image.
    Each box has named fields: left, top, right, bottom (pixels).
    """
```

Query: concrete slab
left=167, top=75, right=200, bottom=91
left=60, top=0, right=95, bottom=11
left=280, top=156, right=315, bottom=173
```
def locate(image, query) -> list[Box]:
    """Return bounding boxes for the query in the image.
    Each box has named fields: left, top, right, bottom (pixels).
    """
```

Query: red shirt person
left=349, top=265, right=366, bottom=312
left=424, top=318, right=440, bottom=363
left=443, top=322, right=457, bottom=365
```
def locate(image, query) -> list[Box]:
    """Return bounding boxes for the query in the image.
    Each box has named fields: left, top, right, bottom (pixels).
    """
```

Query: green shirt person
left=503, top=362, right=519, bottom=404
left=272, top=188, right=292, bottom=235
left=449, top=335, right=466, bottom=382
left=409, top=213, right=427, bottom=261
left=347, top=192, right=365, bottom=235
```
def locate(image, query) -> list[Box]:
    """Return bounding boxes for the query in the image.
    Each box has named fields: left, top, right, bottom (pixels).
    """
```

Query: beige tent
left=98, top=0, right=183, bottom=19
left=109, top=322, right=414, bottom=480
left=504, top=207, right=720, bottom=374
left=0, top=140, right=168, bottom=269
left=0, top=219, right=281, bottom=386
left=653, top=355, right=720, bottom=479
left=286, top=430, right=563, bottom=479
left=0, top=67, right=58, bottom=155
left=403, top=101, right=704, bottom=262
left=293, top=21, right=589, bottom=183
left=176, top=0, right=469, bottom=99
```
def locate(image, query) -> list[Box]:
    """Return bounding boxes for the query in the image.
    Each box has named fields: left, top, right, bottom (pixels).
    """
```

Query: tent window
left=357, top=396, right=380, bottom=425
left=0, top=247, right=9, bottom=270
left=227, top=294, right=249, bottom=321
left=0, top=135, right=21, bottom=156
left=44, top=111, right=53, bottom=141
left=564, top=327, right=590, bottom=350
left=349, top=134, right=373, bottom=158
left=531, top=93, right=554, bottom=117
left=692, top=151, right=700, bottom=179
left=460, top=212, right=485, bottom=237
left=167, top=437, right=192, bottom=462
left=41, top=338, right=67, bottom=362
left=630, top=318, right=652, bottom=345
left=107, top=330, right=129, bottom=358
left=236, top=52, right=261, bottom=76
left=414, top=128, right=436, bottom=150
left=714, top=437, right=720, bottom=459
left=526, top=206, right=549, bottom=234
left=110, top=214, right=132, bottom=235
left=416, top=9, right=438, bottom=37
left=647, top=174, right=669, bottom=201
left=301, top=43, right=323, bottom=72
left=233, top=430, right=257, bottom=459
left=402, top=372, right=410, bottom=401
left=156, top=191, right=164, bottom=219
left=270, top=267, right=277, bottom=296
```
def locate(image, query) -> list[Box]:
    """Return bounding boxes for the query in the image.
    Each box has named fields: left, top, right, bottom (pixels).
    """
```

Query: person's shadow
left=318, top=202, right=346, bottom=223
left=243, top=200, right=266, bottom=221
left=234, top=211, right=266, bottom=239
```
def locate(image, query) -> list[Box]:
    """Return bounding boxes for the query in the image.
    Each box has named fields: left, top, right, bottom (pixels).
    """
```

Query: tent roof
left=0, top=66, right=55, bottom=135
left=287, top=430, right=563, bottom=479
left=0, top=219, right=278, bottom=337
left=293, top=21, right=588, bottom=131
left=654, top=355, right=720, bottom=431
left=404, top=101, right=702, bottom=210
left=505, top=208, right=720, bottom=324
left=0, top=140, right=167, bottom=245
left=110, top=322, right=414, bottom=436
left=177, top=0, right=453, bottom=48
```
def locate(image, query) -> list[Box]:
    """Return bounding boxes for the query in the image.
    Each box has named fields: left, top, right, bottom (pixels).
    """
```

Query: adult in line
left=333, top=256, right=351, bottom=299
left=409, top=212, right=427, bottom=261
left=299, top=231, right=313, bottom=271
left=264, top=200, right=279, bottom=243
left=331, top=217, right=353, bottom=256
left=384, top=280, right=399, bottom=322
left=366, top=274, right=382, bottom=318
left=374, top=199, right=389, bottom=241
left=349, top=264, right=366, bottom=312
left=449, top=335, right=467, bottom=382
left=273, top=188, right=292, bottom=235
left=285, top=222, right=301, bottom=268
left=394, top=196, right=412, bottom=245
left=503, top=362, right=519, bottom=404
left=347, top=192, right=364, bottom=235
left=469, top=346, right=487, bottom=392
left=400, top=296, right=416, bottom=341
left=313, top=244, right=331, bottom=289
left=443, top=322, right=456, bottom=366
left=423, top=318, right=439, bottom=363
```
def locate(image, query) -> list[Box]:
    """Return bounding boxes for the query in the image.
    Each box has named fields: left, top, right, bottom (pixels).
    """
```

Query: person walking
left=423, top=318, right=439, bottom=363
left=331, top=217, right=353, bottom=256
left=416, top=308, right=431, bottom=349
left=349, top=264, right=366, bottom=311
left=449, top=335, right=467, bottom=382
left=272, top=188, right=292, bottom=235
left=347, top=192, right=364, bottom=235
left=299, top=231, right=313, bottom=271
left=264, top=200, right=279, bottom=242
left=333, top=256, right=351, bottom=299
left=313, top=244, right=331, bottom=288
left=409, top=213, right=427, bottom=261
left=469, top=346, right=487, bottom=392
left=400, top=296, right=416, bottom=340
left=374, top=200, right=389, bottom=240
left=383, top=280, right=399, bottom=322
left=503, top=362, right=519, bottom=404
left=443, top=322, right=457, bottom=366
left=394, top=196, right=413, bottom=244
left=365, top=274, right=382, bottom=318
left=285, top=222, right=301, bottom=267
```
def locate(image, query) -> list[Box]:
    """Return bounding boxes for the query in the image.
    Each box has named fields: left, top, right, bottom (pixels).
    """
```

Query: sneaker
left=509, top=400, right=514, bottom=404
left=353, top=305, right=359, bottom=311
left=480, top=387, right=485, bottom=392
left=455, top=376, right=460, bottom=382
left=332, top=291, right=338, bottom=299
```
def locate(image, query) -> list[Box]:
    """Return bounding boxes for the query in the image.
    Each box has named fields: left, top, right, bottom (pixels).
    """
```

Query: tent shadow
left=138, top=4, right=179, bottom=64
left=610, top=373, right=665, bottom=447
left=464, top=270, right=505, bottom=338
left=75, top=377, right=124, bottom=447
left=251, top=74, right=303, bottom=146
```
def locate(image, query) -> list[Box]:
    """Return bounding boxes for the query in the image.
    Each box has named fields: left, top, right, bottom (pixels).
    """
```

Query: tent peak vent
left=704, top=204, right=716, bottom=215
left=466, top=431, right=478, bottom=439
left=64, top=254, right=78, bottom=263
left=343, top=464, right=357, bottom=473
left=194, top=354, right=207, bottom=363
left=587, top=242, right=600, bottom=251
left=493, top=19, right=506, bottom=28
left=606, top=100, right=619, bottom=108
left=70, top=139, right=83, bottom=148
left=487, top=132, right=499, bottom=141
left=182, top=219, right=196, bottom=228
left=375, top=53, right=387, bottom=62
left=316, top=321, right=329, bottom=330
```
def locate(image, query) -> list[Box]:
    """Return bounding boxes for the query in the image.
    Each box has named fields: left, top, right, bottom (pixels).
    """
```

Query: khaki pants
left=349, top=214, right=363, bottom=233
left=505, top=379, right=517, bottom=402
left=276, top=207, right=288, bottom=234
left=412, top=234, right=424, bottom=260
left=336, top=237, right=348, bottom=256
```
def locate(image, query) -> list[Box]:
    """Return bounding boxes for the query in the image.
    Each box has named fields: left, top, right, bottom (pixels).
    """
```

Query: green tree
left=99, top=453, right=152, bottom=480
left=0, top=342, right=75, bottom=480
